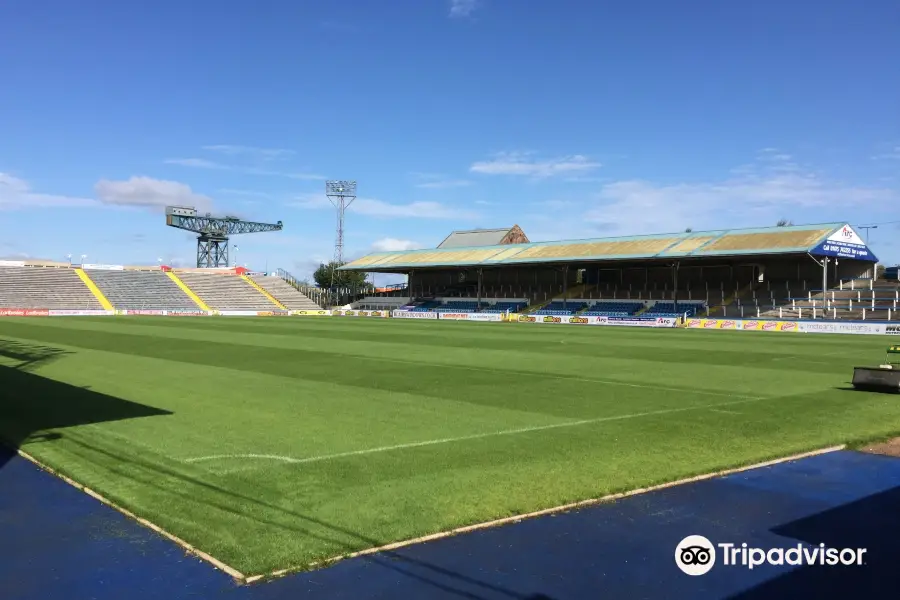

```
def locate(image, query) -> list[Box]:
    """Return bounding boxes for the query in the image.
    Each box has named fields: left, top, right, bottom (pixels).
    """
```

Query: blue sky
left=1, top=0, right=898, bottom=282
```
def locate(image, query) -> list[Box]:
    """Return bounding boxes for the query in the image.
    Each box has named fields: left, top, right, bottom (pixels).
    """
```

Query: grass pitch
left=1, top=316, right=899, bottom=576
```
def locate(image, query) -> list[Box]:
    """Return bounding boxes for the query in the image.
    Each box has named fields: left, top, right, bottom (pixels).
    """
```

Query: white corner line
left=14, top=448, right=247, bottom=583
left=10, top=442, right=848, bottom=586
left=244, top=444, right=846, bottom=584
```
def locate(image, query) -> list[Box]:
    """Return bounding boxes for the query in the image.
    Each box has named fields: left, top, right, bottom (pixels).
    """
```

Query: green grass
left=1, top=316, right=899, bottom=576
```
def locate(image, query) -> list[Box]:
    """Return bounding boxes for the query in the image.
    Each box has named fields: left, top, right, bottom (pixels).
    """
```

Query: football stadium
left=3, top=212, right=900, bottom=592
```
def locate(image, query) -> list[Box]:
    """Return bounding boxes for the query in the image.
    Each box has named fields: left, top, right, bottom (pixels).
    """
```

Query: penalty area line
left=186, top=395, right=772, bottom=468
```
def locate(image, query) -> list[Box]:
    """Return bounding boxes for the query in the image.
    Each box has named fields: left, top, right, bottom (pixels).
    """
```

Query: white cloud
left=371, top=238, right=422, bottom=252
left=165, top=150, right=323, bottom=180
left=164, top=158, right=225, bottom=169
left=410, top=172, right=473, bottom=189
left=416, top=179, right=473, bottom=189
left=449, top=0, right=478, bottom=18
left=94, top=176, right=213, bottom=211
left=872, top=146, right=900, bottom=160
left=582, top=170, right=898, bottom=235
left=202, top=145, right=295, bottom=159
left=0, top=172, right=97, bottom=210
left=291, top=193, right=479, bottom=220
left=217, top=188, right=272, bottom=198
left=470, top=152, right=601, bottom=178
left=245, top=167, right=325, bottom=180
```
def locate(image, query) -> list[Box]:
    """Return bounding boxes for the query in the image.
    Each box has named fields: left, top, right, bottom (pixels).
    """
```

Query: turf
left=1, top=316, right=899, bottom=576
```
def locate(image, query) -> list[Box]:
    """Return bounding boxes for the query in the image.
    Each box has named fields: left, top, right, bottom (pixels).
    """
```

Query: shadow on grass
left=0, top=338, right=539, bottom=599
left=728, top=485, right=900, bottom=598
left=0, top=338, right=173, bottom=471
left=62, top=435, right=557, bottom=600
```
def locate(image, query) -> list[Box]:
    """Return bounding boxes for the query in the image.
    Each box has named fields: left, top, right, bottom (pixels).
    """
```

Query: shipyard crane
left=165, top=206, right=283, bottom=268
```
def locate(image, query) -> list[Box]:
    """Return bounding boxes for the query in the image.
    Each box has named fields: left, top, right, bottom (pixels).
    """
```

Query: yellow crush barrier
left=166, top=271, right=211, bottom=311
left=74, top=268, right=114, bottom=310
left=240, top=275, right=286, bottom=309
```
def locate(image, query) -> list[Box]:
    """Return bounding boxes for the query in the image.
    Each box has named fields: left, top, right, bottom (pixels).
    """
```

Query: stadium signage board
left=123, top=310, right=167, bottom=315
left=332, top=309, right=388, bottom=317
left=516, top=315, right=610, bottom=325
left=605, top=316, right=677, bottom=328
left=82, top=263, right=125, bottom=270
left=0, top=260, right=25, bottom=267
left=439, top=313, right=470, bottom=320
left=290, top=310, right=331, bottom=316
left=886, top=325, right=900, bottom=336
left=48, top=309, right=114, bottom=316
left=811, top=225, right=877, bottom=262
left=0, top=308, right=49, bottom=316
left=437, top=312, right=503, bottom=322
left=392, top=310, right=438, bottom=319
left=686, top=318, right=799, bottom=332
left=798, top=321, right=887, bottom=335
left=219, top=311, right=260, bottom=316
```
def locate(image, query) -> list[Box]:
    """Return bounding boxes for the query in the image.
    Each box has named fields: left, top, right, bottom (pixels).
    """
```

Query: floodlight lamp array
left=326, top=180, right=357, bottom=196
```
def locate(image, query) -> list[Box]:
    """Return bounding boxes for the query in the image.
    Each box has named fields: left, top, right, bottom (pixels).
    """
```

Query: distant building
left=436, top=225, right=529, bottom=249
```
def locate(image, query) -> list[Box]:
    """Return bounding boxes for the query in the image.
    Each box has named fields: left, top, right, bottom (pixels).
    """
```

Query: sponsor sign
left=219, top=311, right=260, bottom=316
left=886, top=324, right=900, bottom=336
left=124, top=310, right=167, bottom=315
left=290, top=310, right=331, bottom=316
left=517, top=314, right=610, bottom=325
left=0, top=260, right=25, bottom=267
left=332, top=309, right=388, bottom=317
left=465, top=313, right=503, bottom=322
left=82, top=263, right=125, bottom=270
left=798, top=321, right=887, bottom=335
left=0, top=308, right=49, bottom=316
left=392, top=310, right=438, bottom=319
left=48, top=309, right=114, bottom=316
left=167, top=311, right=209, bottom=316
left=811, top=224, right=877, bottom=262
left=606, top=317, right=676, bottom=328
left=687, top=319, right=799, bottom=332
left=437, top=312, right=503, bottom=322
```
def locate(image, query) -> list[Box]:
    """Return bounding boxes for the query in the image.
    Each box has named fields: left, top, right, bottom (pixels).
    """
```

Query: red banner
left=0, top=308, right=49, bottom=317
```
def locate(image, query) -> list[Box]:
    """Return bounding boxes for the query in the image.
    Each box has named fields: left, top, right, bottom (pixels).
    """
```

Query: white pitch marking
left=185, top=395, right=771, bottom=468
left=325, top=352, right=760, bottom=402
left=708, top=408, right=742, bottom=415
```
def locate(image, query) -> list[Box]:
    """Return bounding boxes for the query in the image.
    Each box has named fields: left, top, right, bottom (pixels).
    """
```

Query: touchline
left=718, top=543, right=867, bottom=569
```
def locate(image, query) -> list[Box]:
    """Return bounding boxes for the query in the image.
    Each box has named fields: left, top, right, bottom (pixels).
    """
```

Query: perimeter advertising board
left=48, top=310, right=115, bottom=316
left=686, top=319, right=799, bottom=332
left=333, top=309, right=389, bottom=318
left=392, top=310, right=438, bottom=319
left=438, top=312, right=503, bottom=322
left=798, top=321, right=887, bottom=335
left=605, top=316, right=677, bottom=328
left=517, top=315, right=609, bottom=325
left=0, top=308, right=49, bottom=316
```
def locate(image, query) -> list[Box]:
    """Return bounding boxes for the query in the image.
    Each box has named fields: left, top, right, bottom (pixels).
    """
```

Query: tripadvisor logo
left=675, top=535, right=867, bottom=576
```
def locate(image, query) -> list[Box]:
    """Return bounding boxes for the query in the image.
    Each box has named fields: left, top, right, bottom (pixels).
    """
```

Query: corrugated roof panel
left=437, top=229, right=511, bottom=249
left=339, top=222, right=850, bottom=270
left=700, top=228, right=832, bottom=253
left=661, top=235, right=718, bottom=255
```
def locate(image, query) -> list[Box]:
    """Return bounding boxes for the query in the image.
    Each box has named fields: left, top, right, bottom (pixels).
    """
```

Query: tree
left=313, top=261, right=371, bottom=289
left=684, top=227, right=693, bottom=233
left=776, top=219, right=794, bottom=227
